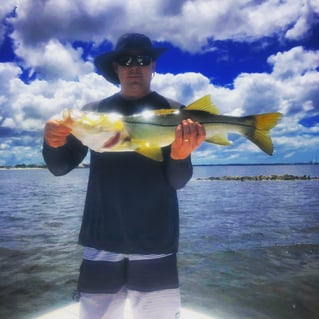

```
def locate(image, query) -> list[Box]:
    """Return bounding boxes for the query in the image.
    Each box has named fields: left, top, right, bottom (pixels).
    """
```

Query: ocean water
left=0, top=165, right=318, bottom=319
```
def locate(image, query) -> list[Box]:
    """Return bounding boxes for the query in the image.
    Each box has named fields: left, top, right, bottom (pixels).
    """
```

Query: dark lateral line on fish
left=124, top=121, right=256, bottom=129
left=124, top=121, right=177, bottom=127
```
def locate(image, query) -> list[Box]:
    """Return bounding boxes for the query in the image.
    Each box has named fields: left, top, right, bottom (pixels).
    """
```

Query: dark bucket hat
left=94, top=33, right=166, bottom=84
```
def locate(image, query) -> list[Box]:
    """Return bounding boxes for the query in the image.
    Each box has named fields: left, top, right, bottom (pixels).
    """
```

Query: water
left=0, top=165, right=318, bottom=319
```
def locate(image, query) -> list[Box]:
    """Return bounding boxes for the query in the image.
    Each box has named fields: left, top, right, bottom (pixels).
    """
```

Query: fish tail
left=245, top=112, right=282, bottom=155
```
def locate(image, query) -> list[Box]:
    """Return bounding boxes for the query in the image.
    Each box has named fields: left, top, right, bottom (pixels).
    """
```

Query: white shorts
left=78, top=248, right=181, bottom=319
left=80, top=287, right=181, bottom=319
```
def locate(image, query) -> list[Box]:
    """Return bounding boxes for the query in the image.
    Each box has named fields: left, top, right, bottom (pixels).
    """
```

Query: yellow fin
left=246, top=112, right=282, bottom=155
left=61, top=109, right=73, bottom=126
left=255, top=112, right=282, bottom=130
left=206, top=133, right=232, bottom=146
left=184, top=95, right=220, bottom=114
left=135, top=143, right=163, bottom=161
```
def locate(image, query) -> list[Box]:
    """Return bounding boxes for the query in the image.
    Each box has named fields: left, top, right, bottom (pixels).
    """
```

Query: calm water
left=0, top=165, right=318, bottom=319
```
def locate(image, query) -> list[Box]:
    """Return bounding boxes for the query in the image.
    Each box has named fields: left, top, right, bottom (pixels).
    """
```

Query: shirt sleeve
left=42, top=134, right=88, bottom=176
left=162, top=146, right=193, bottom=190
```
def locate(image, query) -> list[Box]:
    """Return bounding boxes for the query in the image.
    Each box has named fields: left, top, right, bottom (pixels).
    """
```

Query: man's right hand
left=44, top=119, right=72, bottom=148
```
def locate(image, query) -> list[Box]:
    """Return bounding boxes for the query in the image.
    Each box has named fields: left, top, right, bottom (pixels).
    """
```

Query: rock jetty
left=197, top=174, right=319, bottom=181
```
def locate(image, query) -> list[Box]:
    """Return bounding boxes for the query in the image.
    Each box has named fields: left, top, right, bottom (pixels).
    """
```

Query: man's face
left=113, top=51, right=156, bottom=92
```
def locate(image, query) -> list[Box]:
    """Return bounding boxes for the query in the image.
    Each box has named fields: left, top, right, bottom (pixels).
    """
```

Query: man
left=43, top=33, right=205, bottom=319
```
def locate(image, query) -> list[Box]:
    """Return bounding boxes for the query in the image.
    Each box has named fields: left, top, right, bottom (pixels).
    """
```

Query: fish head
left=62, top=109, right=126, bottom=151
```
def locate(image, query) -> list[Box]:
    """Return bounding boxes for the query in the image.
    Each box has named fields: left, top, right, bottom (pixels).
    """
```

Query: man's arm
left=164, top=153, right=193, bottom=189
left=164, top=119, right=206, bottom=189
left=42, top=119, right=88, bottom=176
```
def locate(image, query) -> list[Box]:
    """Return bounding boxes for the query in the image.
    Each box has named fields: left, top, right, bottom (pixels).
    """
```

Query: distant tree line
left=0, top=163, right=90, bottom=169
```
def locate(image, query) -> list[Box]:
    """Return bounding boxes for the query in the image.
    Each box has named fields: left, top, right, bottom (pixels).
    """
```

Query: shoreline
left=197, top=174, right=319, bottom=181
left=1, top=162, right=318, bottom=170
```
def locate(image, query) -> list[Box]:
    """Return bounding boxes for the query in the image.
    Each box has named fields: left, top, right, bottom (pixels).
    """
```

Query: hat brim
left=94, top=47, right=166, bottom=84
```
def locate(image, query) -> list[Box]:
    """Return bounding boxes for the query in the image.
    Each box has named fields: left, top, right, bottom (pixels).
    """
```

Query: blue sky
left=0, top=0, right=319, bottom=166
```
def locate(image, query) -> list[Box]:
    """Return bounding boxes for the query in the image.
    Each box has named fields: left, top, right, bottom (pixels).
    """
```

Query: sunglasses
left=116, top=55, right=152, bottom=67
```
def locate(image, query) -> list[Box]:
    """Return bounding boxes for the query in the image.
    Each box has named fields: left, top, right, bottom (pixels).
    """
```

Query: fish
left=61, top=95, right=282, bottom=161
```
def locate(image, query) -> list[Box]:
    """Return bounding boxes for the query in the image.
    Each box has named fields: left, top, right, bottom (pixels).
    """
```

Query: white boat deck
left=33, top=303, right=215, bottom=319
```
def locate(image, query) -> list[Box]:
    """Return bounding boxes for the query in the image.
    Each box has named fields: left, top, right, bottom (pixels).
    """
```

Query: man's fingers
left=171, top=119, right=206, bottom=160
left=44, top=120, right=71, bottom=147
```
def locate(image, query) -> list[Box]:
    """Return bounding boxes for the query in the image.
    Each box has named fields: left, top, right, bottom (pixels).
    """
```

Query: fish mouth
left=103, top=132, right=121, bottom=148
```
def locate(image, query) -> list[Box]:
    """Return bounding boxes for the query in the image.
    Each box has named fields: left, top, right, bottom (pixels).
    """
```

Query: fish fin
left=61, top=109, right=73, bottom=126
left=184, top=95, right=220, bottom=114
left=206, top=134, right=232, bottom=146
left=135, top=143, right=163, bottom=161
left=245, top=112, right=282, bottom=155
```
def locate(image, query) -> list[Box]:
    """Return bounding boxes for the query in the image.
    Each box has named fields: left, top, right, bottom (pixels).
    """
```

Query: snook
left=62, top=95, right=282, bottom=161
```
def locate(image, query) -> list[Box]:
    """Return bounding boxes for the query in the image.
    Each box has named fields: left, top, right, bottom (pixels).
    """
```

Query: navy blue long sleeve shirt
left=43, top=92, right=193, bottom=254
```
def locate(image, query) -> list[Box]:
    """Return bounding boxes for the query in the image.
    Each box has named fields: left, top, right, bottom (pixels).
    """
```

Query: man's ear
left=151, top=61, right=156, bottom=73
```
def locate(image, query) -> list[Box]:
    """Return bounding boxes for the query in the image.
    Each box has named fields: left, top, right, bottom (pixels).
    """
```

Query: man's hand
left=44, top=119, right=71, bottom=148
left=171, top=119, right=206, bottom=160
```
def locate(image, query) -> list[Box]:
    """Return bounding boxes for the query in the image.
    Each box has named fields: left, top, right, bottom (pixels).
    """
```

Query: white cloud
left=0, top=143, right=42, bottom=166
left=9, top=0, right=126, bottom=45
left=5, top=0, right=319, bottom=55
left=0, top=62, right=117, bottom=131
left=0, top=0, right=17, bottom=45
left=268, top=46, right=319, bottom=79
left=15, top=39, right=93, bottom=80
left=2, top=117, right=15, bottom=128
left=152, top=72, right=212, bottom=104
left=285, top=0, right=319, bottom=40
left=229, top=47, right=319, bottom=117
left=276, top=134, right=319, bottom=151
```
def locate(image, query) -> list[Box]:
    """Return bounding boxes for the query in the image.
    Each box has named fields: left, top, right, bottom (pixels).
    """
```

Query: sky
left=0, top=0, right=319, bottom=166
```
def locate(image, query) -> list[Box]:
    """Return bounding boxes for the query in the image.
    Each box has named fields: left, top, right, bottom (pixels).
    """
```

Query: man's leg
left=127, top=254, right=181, bottom=319
left=128, top=288, right=181, bottom=319
left=80, top=288, right=127, bottom=319
left=78, top=249, right=127, bottom=319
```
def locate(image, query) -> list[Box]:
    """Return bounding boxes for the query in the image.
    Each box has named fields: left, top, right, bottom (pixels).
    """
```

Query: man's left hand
left=171, top=119, right=206, bottom=160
